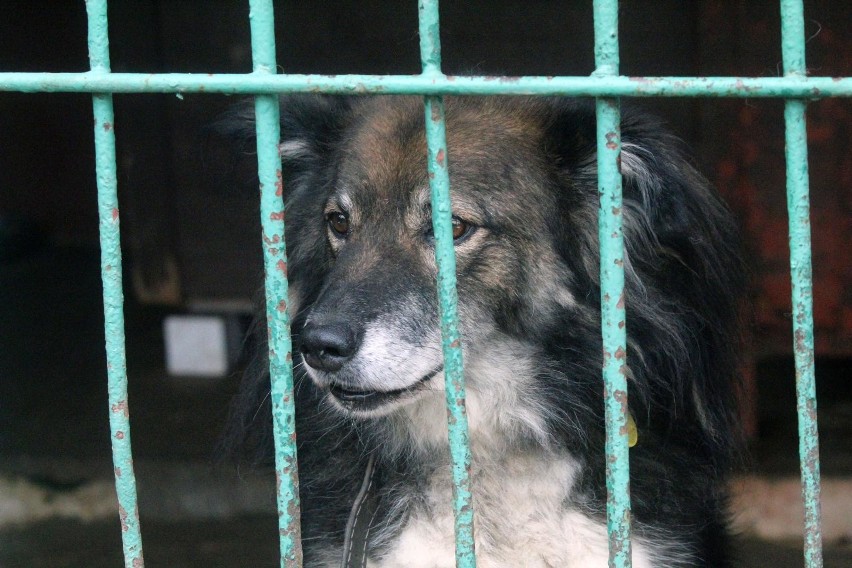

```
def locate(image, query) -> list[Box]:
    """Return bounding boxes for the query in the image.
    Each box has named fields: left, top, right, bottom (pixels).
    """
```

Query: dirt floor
left=2, top=245, right=851, bottom=567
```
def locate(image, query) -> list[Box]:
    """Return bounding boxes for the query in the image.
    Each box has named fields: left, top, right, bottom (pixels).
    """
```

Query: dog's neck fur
left=378, top=336, right=557, bottom=459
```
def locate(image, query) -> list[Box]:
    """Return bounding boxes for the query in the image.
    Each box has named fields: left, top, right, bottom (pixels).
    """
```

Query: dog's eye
left=451, top=217, right=470, bottom=240
left=327, top=211, right=350, bottom=236
left=426, top=216, right=475, bottom=243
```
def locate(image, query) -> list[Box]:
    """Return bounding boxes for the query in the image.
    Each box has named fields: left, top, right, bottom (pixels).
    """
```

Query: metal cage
left=2, top=1, right=850, bottom=567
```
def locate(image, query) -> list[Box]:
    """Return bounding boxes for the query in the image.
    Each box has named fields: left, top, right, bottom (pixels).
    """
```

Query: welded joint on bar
left=592, top=66, right=618, bottom=78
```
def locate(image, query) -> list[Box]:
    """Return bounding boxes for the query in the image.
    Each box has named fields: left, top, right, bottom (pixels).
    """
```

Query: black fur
left=219, top=95, right=745, bottom=567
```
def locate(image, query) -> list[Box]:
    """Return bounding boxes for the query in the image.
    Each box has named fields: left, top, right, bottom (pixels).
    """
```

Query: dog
left=221, top=95, right=745, bottom=567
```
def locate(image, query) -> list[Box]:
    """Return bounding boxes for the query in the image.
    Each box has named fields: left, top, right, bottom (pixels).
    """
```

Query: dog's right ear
left=208, top=95, right=353, bottom=189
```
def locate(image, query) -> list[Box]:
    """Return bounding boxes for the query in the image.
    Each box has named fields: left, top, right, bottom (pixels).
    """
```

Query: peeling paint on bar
left=419, top=2, right=477, bottom=567
left=0, top=72, right=850, bottom=97
left=248, top=1, right=303, bottom=566
left=780, top=1, right=823, bottom=566
left=86, top=1, right=144, bottom=566
left=593, top=0, right=632, bottom=567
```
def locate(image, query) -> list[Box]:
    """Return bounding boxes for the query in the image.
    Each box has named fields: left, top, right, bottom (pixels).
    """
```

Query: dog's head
left=281, top=97, right=593, bottom=420
left=223, top=95, right=743, bottom=459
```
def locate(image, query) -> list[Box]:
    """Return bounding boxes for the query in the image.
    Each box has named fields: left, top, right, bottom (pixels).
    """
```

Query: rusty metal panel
left=592, top=1, right=633, bottom=566
left=780, top=1, right=824, bottom=566
left=247, top=0, right=303, bottom=566
left=419, top=1, right=477, bottom=566
left=86, top=0, right=145, bottom=566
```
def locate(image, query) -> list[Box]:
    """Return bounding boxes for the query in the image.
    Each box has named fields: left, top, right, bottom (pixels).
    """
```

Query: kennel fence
left=1, top=0, right=850, bottom=567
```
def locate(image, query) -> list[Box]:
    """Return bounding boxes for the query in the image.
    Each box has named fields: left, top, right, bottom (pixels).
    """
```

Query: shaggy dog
left=222, top=95, right=744, bottom=567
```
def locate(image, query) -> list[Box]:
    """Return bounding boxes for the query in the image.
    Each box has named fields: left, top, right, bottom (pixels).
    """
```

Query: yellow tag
left=627, top=413, right=638, bottom=448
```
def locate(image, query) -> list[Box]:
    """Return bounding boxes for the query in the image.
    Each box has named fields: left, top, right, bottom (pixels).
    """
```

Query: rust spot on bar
left=605, top=131, right=618, bottom=150
left=276, top=299, right=287, bottom=313
left=111, top=400, right=129, bottom=417
left=263, top=233, right=280, bottom=245
left=436, top=149, right=445, bottom=167
left=618, top=321, right=625, bottom=329
left=132, top=558, right=143, bottom=568
left=119, top=505, right=129, bottom=532
left=806, top=398, right=818, bottom=422
left=276, top=259, right=288, bottom=277
left=614, top=389, right=628, bottom=412
left=794, top=329, right=808, bottom=353
left=286, top=352, right=292, bottom=362
left=103, top=122, right=112, bottom=131
left=450, top=338, right=460, bottom=348
left=616, top=293, right=625, bottom=309
left=614, top=346, right=626, bottom=360
left=287, top=498, right=300, bottom=521
left=112, top=208, right=119, bottom=221
left=275, top=170, right=284, bottom=197
left=114, top=467, right=121, bottom=477
left=734, top=79, right=757, bottom=93
left=115, top=431, right=125, bottom=440
left=270, top=211, right=285, bottom=221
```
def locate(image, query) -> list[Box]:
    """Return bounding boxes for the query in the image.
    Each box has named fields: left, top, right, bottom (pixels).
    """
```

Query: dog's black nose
left=300, top=322, right=358, bottom=372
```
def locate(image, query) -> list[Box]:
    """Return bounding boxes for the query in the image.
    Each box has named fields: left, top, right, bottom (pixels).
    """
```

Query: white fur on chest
left=369, top=455, right=656, bottom=568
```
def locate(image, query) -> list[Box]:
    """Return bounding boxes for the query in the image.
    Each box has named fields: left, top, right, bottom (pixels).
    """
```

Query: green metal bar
left=780, top=1, right=823, bottom=566
left=86, top=1, right=145, bottom=567
left=419, top=2, right=477, bottom=567
left=248, top=1, right=303, bottom=566
left=593, top=1, right=632, bottom=567
left=0, top=72, right=849, bottom=97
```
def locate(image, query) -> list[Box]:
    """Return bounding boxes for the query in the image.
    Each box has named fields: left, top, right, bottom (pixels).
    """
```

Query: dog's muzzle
left=327, top=367, right=441, bottom=412
left=300, top=320, right=442, bottom=413
left=300, top=321, right=359, bottom=372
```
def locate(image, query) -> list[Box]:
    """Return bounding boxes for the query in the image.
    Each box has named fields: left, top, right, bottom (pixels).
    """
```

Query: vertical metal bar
left=593, top=1, right=632, bottom=567
left=780, top=1, right=823, bottom=566
left=418, top=2, right=477, bottom=567
left=86, top=1, right=145, bottom=567
left=248, top=1, right=302, bottom=566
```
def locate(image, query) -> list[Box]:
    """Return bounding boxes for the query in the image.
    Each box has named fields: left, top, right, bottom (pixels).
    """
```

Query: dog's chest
left=369, top=455, right=652, bottom=568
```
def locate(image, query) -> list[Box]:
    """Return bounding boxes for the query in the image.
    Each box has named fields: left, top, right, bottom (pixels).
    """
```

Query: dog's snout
left=300, top=322, right=359, bottom=372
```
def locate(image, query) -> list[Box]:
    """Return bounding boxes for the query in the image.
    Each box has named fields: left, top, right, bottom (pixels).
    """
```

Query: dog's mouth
left=327, top=367, right=443, bottom=413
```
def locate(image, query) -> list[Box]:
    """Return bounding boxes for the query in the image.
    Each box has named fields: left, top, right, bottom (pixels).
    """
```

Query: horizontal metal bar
left=0, top=72, right=849, bottom=97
